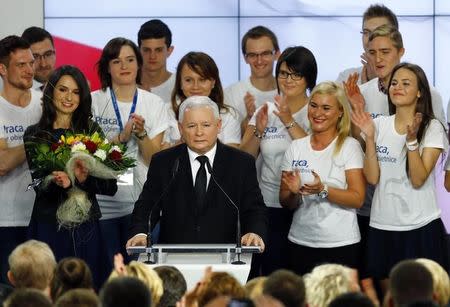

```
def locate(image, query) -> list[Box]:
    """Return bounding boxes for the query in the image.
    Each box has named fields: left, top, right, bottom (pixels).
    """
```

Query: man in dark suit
left=126, top=96, right=267, bottom=249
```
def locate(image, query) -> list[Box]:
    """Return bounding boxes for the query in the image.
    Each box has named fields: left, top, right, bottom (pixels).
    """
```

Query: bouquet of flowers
left=27, top=131, right=136, bottom=229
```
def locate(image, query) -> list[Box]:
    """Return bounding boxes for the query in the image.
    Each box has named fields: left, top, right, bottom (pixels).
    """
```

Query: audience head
left=154, top=265, right=187, bottom=307
left=389, top=260, right=434, bottom=307
left=39, top=65, right=92, bottom=131
left=197, top=272, right=246, bottom=307
left=21, top=27, right=56, bottom=84
left=275, top=46, right=317, bottom=95
left=3, top=288, right=53, bottom=307
left=172, top=51, right=224, bottom=118
left=304, top=264, right=358, bottom=307
left=50, top=257, right=93, bottom=302
left=178, top=96, right=221, bottom=155
left=109, top=261, right=163, bottom=307
left=138, top=19, right=172, bottom=48
left=54, top=288, right=99, bottom=307
left=7, top=240, right=56, bottom=291
left=245, top=276, right=267, bottom=300
left=97, top=37, right=143, bottom=90
left=329, top=292, right=375, bottom=307
left=309, top=81, right=351, bottom=155
left=416, top=258, right=450, bottom=307
left=362, top=5, right=399, bottom=51
left=241, top=26, right=280, bottom=79
left=0, top=35, right=33, bottom=89
left=100, top=276, right=151, bottom=307
left=263, top=269, right=305, bottom=307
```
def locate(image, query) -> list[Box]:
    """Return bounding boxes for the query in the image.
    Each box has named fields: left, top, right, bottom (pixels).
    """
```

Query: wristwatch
left=134, top=129, right=148, bottom=140
left=318, top=183, right=329, bottom=199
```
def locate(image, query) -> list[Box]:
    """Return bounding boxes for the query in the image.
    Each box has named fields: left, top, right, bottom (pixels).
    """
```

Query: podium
left=127, top=244, right=261, bottom=289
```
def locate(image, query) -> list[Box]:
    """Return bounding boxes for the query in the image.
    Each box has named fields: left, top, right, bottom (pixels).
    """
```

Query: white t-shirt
left=370, top=116, right=448, bottom=231
left=91, top=87, right=169, bottom=219
left=224, top=78, right=277, bottom=121
left=336, top=66, right=363, bottom=85
left=281, top=136, right=363, bottom=248
left=249, top=101, right=310, bottom=208
left=148, top=73, right=175, bottom=105
left=0, top=90, right=42, bottom=226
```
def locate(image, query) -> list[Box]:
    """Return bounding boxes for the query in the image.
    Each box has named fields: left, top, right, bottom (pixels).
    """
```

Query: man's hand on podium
left=241, top=232, right=265, bottom=252
left=126, top=234, right=147, bottom=250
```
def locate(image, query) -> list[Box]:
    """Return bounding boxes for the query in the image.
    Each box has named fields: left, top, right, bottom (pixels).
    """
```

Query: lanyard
left=110, top=87, right=138, bottom=131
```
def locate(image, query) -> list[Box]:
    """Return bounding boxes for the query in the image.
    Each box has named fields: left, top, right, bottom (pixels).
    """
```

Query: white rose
left=71, top=142, right=86, bottom=153
left=94, top=149, right=107, bottom=161
left=109, top=145, right=122, bottom=153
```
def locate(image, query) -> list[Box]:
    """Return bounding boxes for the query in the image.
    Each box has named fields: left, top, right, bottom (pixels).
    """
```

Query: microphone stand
left=206, top=160, right=245, bottom=265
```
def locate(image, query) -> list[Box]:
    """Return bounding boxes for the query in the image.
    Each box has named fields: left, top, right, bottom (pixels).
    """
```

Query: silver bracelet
left=285, top=120, right=296, bottom=130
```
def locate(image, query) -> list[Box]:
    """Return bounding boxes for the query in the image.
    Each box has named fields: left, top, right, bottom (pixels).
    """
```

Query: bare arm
left=279, top=170, right=302, bottom=210
left=137, top=132, right=164, bottom=166
left=0, top=138, right=26, bottom=176
left=273, top=95, right=307, bottom=140
left=239, top=104, right=268, bottom=158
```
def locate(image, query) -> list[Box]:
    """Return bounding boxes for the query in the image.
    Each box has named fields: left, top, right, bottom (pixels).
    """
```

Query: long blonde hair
left=309, top=81, right=351, bottom=156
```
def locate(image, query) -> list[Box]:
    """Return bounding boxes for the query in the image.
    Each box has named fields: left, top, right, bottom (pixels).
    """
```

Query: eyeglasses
left=33, top=50, right=55, bottom=62
left=245, top=50, right=275, bottom=60
left=278, top=70, right=302, bottom=81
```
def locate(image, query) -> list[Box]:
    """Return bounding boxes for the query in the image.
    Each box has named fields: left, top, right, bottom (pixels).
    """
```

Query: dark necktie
left=194, top=156, right=208, bottom=212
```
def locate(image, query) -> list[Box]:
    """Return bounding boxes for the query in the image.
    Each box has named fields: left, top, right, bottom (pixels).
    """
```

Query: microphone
left=205, top=159, right=245, bottom=265
left=144, top=156, right=180, bottom=264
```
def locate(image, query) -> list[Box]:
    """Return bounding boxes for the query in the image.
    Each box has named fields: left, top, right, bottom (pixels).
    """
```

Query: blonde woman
left=280, top=81, right=365, bottom=275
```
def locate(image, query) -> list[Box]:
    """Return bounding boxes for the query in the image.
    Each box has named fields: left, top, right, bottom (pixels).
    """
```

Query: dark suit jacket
left=131, top=142, right=267, bottom=244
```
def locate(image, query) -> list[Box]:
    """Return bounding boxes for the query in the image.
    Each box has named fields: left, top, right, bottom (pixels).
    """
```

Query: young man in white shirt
left=224, top=26, right=281, bottom=133
left=0, top=35, right=42, bottom=284
left=138, top=19, right=175, bottom=104
left=336, top=4, right=398, bottom=85
left=21, top=27, right=57, bottom=91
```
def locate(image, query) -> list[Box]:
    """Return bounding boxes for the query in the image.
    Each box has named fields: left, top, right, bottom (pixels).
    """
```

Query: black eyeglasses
left=33, top=50, right=55, bottom=62
left=278, top=70, right=302, bottom=81
left=245, top=50, right=275, bottom=60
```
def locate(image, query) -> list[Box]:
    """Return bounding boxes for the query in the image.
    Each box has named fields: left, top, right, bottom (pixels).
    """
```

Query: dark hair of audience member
left=3, top=288, right=52, bottom=307
left=54, top=288, right=100, bottom=307
left=0, top=35, right=31, bottom=66
left=50, top=257, right=93, bottom=302
left=389, top=260, right=434, bottom=307
left=39, top=65, right=93, bottom=132
left=197, top=272, right=246, bottom=307
left=96, top=37, right=143, bottom=90
left=137, top=19, right=172, bottom=47
left=328, top=292, right=375, bottom=307
left=241, top=25, right=280, bottom=55
left=21, top=27, right=54, bottom=46
left=263, top=269, right=306, bottom=307
left=154, top=265, right=187, bottom=307
left=100, top=276, right=151, bottom=307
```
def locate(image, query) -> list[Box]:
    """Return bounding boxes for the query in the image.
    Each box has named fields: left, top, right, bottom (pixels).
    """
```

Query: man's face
left=140, top=38, right=173, bottom=73
left=361, top=16, right=391, bottom=51
left=244, top=36, right=279, bottom=79
left=368, top=36, right=404, bottom=83
left=179, top=106, right=221, bottom=155
left=30, top=38, right=56, bottom=83
left=0, top=48, right=35, bottom=90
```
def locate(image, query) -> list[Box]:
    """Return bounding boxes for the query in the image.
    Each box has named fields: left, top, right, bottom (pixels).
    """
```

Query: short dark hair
left=97, top=37, right=143, bottom=90
left=154, top=266, right=187, bottom=307
left=363, top=4, right=399, bottom=29
left=138, top=19, right=172, bottom=47
left=21, top=27, right=54, bottom=46
left=4, top=288, right=52, bottom=307
left=100, top=277, right=151, bottom=307
left=329, top=292, right=375, bottom=307
left=0, top=35, right=30, bottom=66
left=241, top=25, right=279, bottom=55
left=39, top=65, right=93, bottom=132
left=389, top=260, right=434, bottom=306
left=275, top=46, right=318, bottom=94
left=263, top=269, right=306, bottom=307
left=54, top=288, right=100, bottom=307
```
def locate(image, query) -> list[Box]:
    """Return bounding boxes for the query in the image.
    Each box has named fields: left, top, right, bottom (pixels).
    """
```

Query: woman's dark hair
left=39, top=65, right=92, bottom=131
left=50, top=257, right=93, bottom=302
left=387, top=62, right=437, bottom=176
left=97, top=37, right=143, bottom=90
left=275, top=46, right=318, bottom=95
left=171, top=51, right=226, bottom=119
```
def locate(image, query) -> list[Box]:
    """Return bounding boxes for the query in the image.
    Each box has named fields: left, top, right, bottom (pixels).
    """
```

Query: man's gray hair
left=178, top=96, right=220, bottom=122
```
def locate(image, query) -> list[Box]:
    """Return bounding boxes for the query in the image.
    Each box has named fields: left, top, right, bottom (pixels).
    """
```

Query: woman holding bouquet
left=24, top=65, right=118, bottom=288
left=91, top=37, right=169, bottom=273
